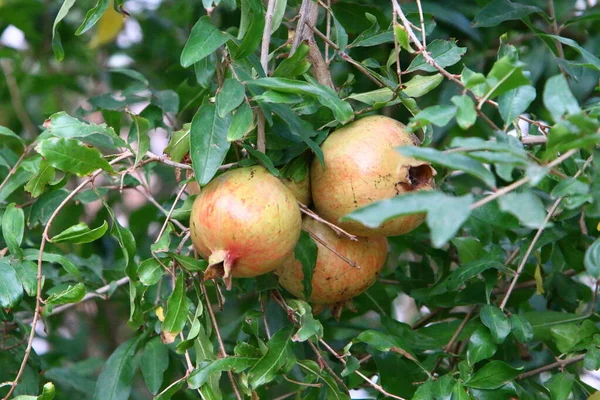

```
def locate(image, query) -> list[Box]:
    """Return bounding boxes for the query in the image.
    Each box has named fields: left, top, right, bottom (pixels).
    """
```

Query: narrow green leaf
left=483, top=56, right=530, bottom=101
left=271, top=0, right=287, bottom=33
left=181, top=16, right=229, bottom=68
left=36, top=137, right=114, bottom=176
left=188, top=357, right=258, bottom=389
left=541, top=34, right=600, bottom=71
left=131, top=115, right=150, bottom=166
left=2, top=203, right=25, bottom=258
left=247, top=327, right=293, bottom=389
left=141, top=337, right=169, bottom=395
left=406, top=39, right=466, bottom=73
left=241, top=144, right=279, bottom=176
left=465, top=360, right=522, bottom=389
left=227, top=103, right=253, bottom=141
left=498, top=190, right=547, bottom=229
left=585, top=238, right=600, bottom=279
left=162, top=273, right=191, bottom=342
left=0, top=126, right=25, bottom=148
left=22, top=249, right=80, bottom=278
left=288, top=299, right=323, bottom=342
left=498, top=86, right=536, bottom=127
left=480, top=305, right=511, bottom=344
left=472, top=0, right=543, bottom=28
left=293, top=231, right=318, bottom=300
left=167, top=253, right=208, bottom=272
left=451, top=95, right=477, bottom=130
left=543, top=74, right=580, bottom=121
left=51, top=221, right=109, bottom=244
left=52, top=0, right=77, bottom=60
left=403, top=74, right=444, bottom=98
left=297, top=360, right=350, bottom=400
left=194, top=55, right=216, bottom=88
left=190, top=103, right=231, bottom=186
left=0, top=261, right=23, bottom=308
left=467, top=327, right=498, bottom=366
left=46, top=283, right=86, bottom=306
left=394, top=24, right=412, bottom=53
left=93, top=334, right=145, bottom=400
left=217, top=79, right=246, bottom=118
left=75, top=0, right=109, bottom=35
left=138, top=258, right=164, bottom=286
left=44, top=112, right=125, bottom=148
left=398, top=146, right=495, bottom=188
left=273, top=43, right=311, bottom=78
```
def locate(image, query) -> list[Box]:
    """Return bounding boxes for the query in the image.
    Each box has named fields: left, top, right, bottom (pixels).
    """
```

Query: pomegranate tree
left=276, top=218, right=387, bottom=312
left=311, top=115, right=435, bottom=237
left=190, top=166, right=301, bottom=288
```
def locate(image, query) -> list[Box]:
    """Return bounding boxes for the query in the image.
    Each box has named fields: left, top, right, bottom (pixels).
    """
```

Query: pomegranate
left=186, top=169, right=200, bottom=195
left=275, top=218, right=387, bottom=310
left=190, top=166, right=302, bottom=288
left=311, top=115, right=435, bottom=237
left=280, top=176, right=311, bottom=205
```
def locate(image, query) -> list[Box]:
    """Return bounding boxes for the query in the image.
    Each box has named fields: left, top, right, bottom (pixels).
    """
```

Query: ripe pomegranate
left=275, top=218, right=387, bottom=311
left=190, top=166, right=302, bottom=288
left=311, top=115, right=435, bottom=237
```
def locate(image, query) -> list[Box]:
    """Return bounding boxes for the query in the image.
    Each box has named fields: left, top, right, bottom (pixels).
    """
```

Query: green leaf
left=451, top=95, right=477, bottom=130
left=287, top=299, right=323, bottom=342
left=540, top=34, right=600, bottom=71
left=75, top=0, right=109, bottom=35
left=271, top=0, right=287, bottom=33
left=167, top=253, right=208, bottom=272
left=137, top=258, right=164, bottom=286
left=247, top=77, right=354, bottom=123
left=483, top=56, right=530, bottom=101
left=51, top=221, right=109, bottom=244
left=130, top=115, right=150, bottom=166
left=247, top=327, right=293, bottom=389
left=585, top=239, right=600, bottom=279
left=93, top=334, right=144, bottom=400
left=227, top=103, right=253, bottom=141
left=0, top=126, right=25, bottom=149
left=543, top=75, right=580, bottom=121
left=141, top=337, right=169, bottom=395
left=585, top=346, right=600, bottom=371
left=24, top=160, right=56, bottom=198
left=22, top=249, right=80, bottom=278
left=44, top=112, right=125, bottom=148
left=342, top=191, right=473, bottom=248
left=2, top=203, right=24, bottom=258
left=0, top=261, right=23, bottom=308
left=497, top=190, right=547, bottom=229
left=465, top=360, right=522, bottom=389
left=162, top=273, right=191, bottom=342
left=164, top=124, right=190, bottom=163
left=188, top=357, right=258, bottom=390
left=480, top=305, right=511, bottom=344
left=467, top=327, right=498, bottom=366
left=11, top=259, right=37, bottom=297
left=472, top=0, right=542, bottom=28
left=398, top=146, right=496, bottom=188
left=273, top=43, right=311, bottom=78
left=217, top=79, right=246, bottom=118
left=241, top=144, right=279, bottom=176
left=452, top=237, right=484, bottom=264
left=544, top=372, right=574, bottom=400
left=510, top=314, right=533, bottom=343
left=46, top=283, right=86, bottom=306
left=194, top=55, right=216, bottom=88
left=445, top=260, right=507, bottom=292
left=409, top=105, right=457, bottom=129
left=36, top=137, right=114, bottom=176
left=498, top=86, right=536, bottom=127
left=52, top=0, right=77, bottom=60
left=233, top=5, right=264, bottom=60
left=190, top=102, right=231, bottom=186
left=406, top=39, right=466, bottom=73
left=294, top=230, right=318, bottom=300
left=181, top=16, right=229, bottom=68
left=550, top=324, right=580, bottom=353
left=403, top=74, right=444, bottom=98
left=297, top=360, right=350, bottom=400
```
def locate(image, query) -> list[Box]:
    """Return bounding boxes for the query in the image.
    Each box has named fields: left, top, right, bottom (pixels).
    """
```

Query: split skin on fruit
left=275, top=217, right=388, bottom=316
left=190, top=166, right=302, bottom=289
left=311, top=115, right=435, bottom=237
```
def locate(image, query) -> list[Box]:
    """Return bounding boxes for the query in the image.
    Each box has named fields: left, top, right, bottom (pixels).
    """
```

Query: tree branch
left=516, top=354, right=585, bottom=380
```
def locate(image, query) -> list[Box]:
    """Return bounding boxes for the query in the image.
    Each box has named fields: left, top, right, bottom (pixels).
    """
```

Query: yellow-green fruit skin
left=276, top=218, right=388, bottom=305
left=281, top=176, right=311, bottom=205
left=310, top=115, right=434, bottom=237
left=190, top=166, right=302, bottom=278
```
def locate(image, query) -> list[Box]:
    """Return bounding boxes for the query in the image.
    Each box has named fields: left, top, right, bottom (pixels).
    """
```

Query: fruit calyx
left=204, top=249, right=237, bottom=289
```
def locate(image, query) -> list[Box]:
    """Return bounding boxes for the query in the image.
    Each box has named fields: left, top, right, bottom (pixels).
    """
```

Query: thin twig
left=547, top=0, right=568, bottom=77
left=283, top=374, right=323, bottom=387
left=415, top=0, right=426, bottom=47
left=307, top=231, right=360, bottom=269
left=0, top=60, right=37, bottom=137
left=257, top=111, right=266, bottom=153
left=155, top=183, right=188, bottom=244
left=324, top=0, right=332, bottom=64
left=261, top=0, right=277, bottom=75
left=2, top=151, right=133, bottom=400
left=201, top=283, right=243, bottom=400
left=0, top=144, right=33, bottom=194
left=443, top=307, right=475, bottom=353
left=298, top=202, right=357, bottom=241
left=516, top=354, right=585, bottom=380
left=133, top=187, right=188, bottom=232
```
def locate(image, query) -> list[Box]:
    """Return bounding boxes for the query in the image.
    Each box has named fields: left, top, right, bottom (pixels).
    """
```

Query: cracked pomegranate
left=311, top=115, right=435, bottom=236
left=275, top=218, right=387, bottom=308
left=190, top=166, right=302, bottom=288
